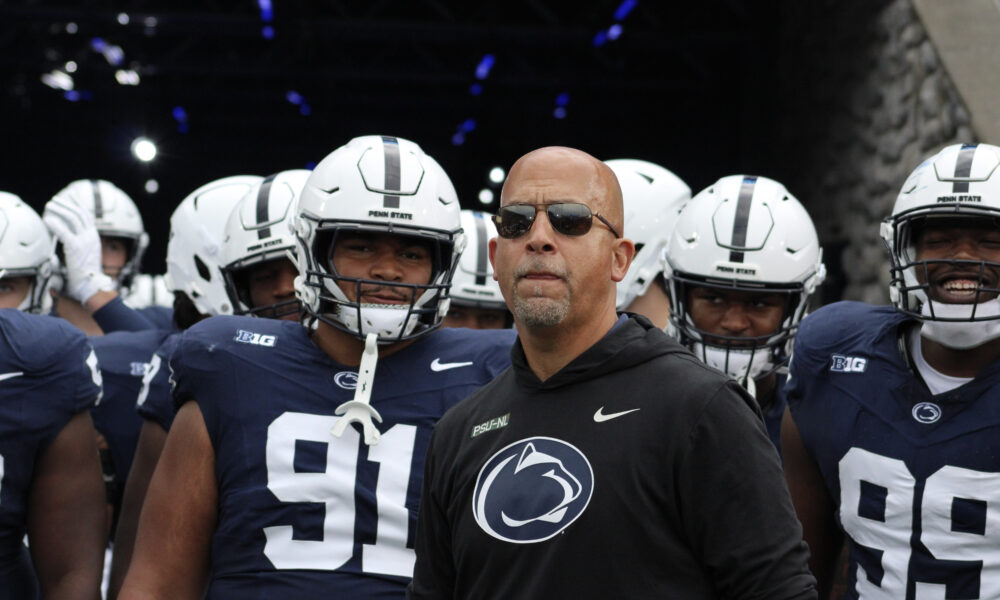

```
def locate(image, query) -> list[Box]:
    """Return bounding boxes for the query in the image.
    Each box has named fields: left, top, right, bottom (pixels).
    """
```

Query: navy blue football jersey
left=136, top=306, right=175, bottom=332
left=787, top=301, right=1000, bottom=599
left=90, top=328, right=173, bottom=486
left=0, top=310, right=102, bottom=595
left=135, top=333, right=181, bottom=432
left=169, top=316, right=514, bottom=597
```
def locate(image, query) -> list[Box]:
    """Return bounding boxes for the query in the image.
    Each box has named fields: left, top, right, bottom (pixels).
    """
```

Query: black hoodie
left=409, top=315, right=817, bottom=599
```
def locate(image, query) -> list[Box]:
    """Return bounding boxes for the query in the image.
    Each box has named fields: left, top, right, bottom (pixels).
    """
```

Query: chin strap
left=331, top=332, right=383, bottom=445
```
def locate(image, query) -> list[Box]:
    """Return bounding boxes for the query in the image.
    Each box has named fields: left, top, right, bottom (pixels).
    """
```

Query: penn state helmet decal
left=472, top=437, right=594, bottom=543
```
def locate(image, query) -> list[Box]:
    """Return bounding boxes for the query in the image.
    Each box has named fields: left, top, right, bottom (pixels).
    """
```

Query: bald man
left=408, top=147, right=817, bottom=600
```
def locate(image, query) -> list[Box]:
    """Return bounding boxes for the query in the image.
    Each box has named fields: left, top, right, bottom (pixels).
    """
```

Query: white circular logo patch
left=333, top=371, right=358, bottom=390
left=912, top=401, right=942, bottom=424
left=472, top=437, right=593, bottom=544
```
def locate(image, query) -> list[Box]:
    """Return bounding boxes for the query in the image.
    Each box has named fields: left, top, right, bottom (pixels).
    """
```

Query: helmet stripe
left=256, top=173, right=277, bottom=240
left=473, top=211, right=488, bottom=285
left=91, top=180, right=104, bottom=220
left=381, top=135, right=401, bottom=209
left=952, top=143, right=978, bottom=193
left=728, top=176, right=757, bottom=263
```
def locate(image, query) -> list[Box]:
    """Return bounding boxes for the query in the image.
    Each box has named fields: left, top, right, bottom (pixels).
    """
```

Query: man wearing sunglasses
left=409, top=146, right=816, bottom=599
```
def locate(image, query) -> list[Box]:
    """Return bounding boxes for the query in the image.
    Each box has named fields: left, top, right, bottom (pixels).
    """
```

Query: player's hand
left=43, top=194, right=114, bottom=304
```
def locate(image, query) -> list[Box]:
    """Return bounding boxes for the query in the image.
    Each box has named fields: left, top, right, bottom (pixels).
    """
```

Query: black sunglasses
left=491, top=202, right=621, bottom=239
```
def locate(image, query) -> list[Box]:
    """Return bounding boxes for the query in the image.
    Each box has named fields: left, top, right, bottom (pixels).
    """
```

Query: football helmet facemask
left=663, top=175, right=826, bottom=385
left=294, top=135, right=464, bottom=343
left=605, top=159, right=691, bottom=311
left=882, top=143, right=1000, bottom=348
left=221, top=170, right=308, bottom=319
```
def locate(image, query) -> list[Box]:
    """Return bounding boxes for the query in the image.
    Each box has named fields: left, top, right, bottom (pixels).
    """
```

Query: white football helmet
left=663, top=175, right=826, bottom=383
left=221, top=169, right=309, bottom=319
left=294, top=135, right=465, bottom=342
left=605, top=159, right=691, bottom=310
left=49, top=179, right=148, bottom=291
left=882, top=143, right=1000, bottom=348
left=0, top=192, right=57, bottom=314
left=122, top=273, right=172, bottom=309
left=450, top=210, right=505, bottom=311
left=165, top=175, right=263, bottom=317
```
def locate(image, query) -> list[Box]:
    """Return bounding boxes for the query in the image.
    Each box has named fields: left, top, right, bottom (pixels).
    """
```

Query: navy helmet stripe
left=256, top=173, right=277, bottom=240
left=729, top=176, right=757, bottom=263
left=952, top=143, right=978, bottom=194
left=473, top=212, right=488, bottom=286
left=91, top=180, right=104, bottom=220
left=382, top=136, right=401, bottom=209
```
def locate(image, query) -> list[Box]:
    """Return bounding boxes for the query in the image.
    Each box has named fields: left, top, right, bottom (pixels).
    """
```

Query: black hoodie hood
left=510, top=313, right=690, bottom=391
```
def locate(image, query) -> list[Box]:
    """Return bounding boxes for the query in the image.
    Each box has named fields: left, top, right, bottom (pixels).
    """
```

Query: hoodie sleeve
left=677, top=381, right=817, bottom=600
left=407, top=427, right=455, bottom=600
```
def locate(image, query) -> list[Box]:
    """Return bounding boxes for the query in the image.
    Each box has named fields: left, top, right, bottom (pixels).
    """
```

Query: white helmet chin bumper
left=338, top=303, right=420, bottom=341
left=919, top=300, right=1000, bottom=349
left=692, top=343, right=776, bottom=385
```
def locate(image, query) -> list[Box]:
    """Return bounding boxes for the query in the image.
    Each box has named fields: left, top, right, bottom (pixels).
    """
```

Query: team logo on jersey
left=830, top=354, right=867, bottom=373
left=333, top=371, right=358, bottom=390
left=472, top=437, right=593, bottom=543
left=234, top=329, right=277, bottom=347
left=912, top=401, right=942, bottom=424
left=130, top=361, right=151, bottom=377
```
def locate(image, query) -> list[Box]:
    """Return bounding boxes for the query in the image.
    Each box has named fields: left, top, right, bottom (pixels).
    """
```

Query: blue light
left=64, top=90, right=81, bottom=102
left=475, top=54, right=495, bottom=80
left=555, top=92, right=570, bottom=107
left=262, top=25, right=275, bottom=39
left=90, top=38, right=108, bottom=52
left=177, top=122, right=190, bottom=134
left=554, top=107, right=567, bottom=119
left=469, top=83, right=483, bottom=96
left=258, top=0, right=274, bottom=22
left=608, top=24, right=623, bottom=40
left=461, top=118, right=477, bottom=133
left=172, top=106, right=187, bottom=121
left=286, top=90, right=303, bottom=105
left=451, top=132, right=465, bottom=146
left=614, top=0, right=638, bottom=22
left=299, top=104, right=311, bottom=116
left=592, top=31, right=608, bottom=47
left=305, top=161, right=317, bottom=170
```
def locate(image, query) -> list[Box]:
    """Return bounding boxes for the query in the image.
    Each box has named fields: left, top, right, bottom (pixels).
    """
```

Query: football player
left=43, top=179, right=172, bottom=333
left=782, top=142, right=1000, bottom=598
left=220, top=170, right=309, bottom=322
left=119, top=136, right=514, bottom=598
left=606, top=158, right=691, bottom=329
left=0, top=191, right=106, bottom=598
left=105, top=174, right=263, bottom=597
left=442, top=210, right=511, bottom=329
left=663, top=175, right=825, bottom=450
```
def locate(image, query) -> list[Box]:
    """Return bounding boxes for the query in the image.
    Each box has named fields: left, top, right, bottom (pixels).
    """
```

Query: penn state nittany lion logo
left=472, top=437, right=593, bottom=543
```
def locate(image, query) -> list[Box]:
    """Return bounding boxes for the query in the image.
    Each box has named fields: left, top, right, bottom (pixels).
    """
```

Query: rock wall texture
left=771, top=0, right=975, bottom=304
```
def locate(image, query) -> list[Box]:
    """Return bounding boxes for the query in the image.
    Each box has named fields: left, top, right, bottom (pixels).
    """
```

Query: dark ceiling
left=1, top=0, right=784, bottom=272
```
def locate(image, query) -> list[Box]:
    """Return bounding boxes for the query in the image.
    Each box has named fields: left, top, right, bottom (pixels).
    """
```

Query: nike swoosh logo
left=593, top=407, right=640, bottom=422
left=0, top=371, right=24, bottom=382
left=430, top=358, right=474, bottom=372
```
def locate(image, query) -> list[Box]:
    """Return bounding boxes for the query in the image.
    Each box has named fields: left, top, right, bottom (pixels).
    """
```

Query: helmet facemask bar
left=666, top=271, right=810, bottom=384
left=221, top=247, right=302, bottom=320
left=885, top=210, right=1000, bottom=322
left=299, top=217, right=459, bottom=343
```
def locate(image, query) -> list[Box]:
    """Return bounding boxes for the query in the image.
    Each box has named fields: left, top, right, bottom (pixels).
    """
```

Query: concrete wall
left=771, top=0, right=975, bottom=304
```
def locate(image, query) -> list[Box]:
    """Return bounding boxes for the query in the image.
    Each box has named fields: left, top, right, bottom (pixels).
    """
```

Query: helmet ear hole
left=194, top=255, right=212, bottom=283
